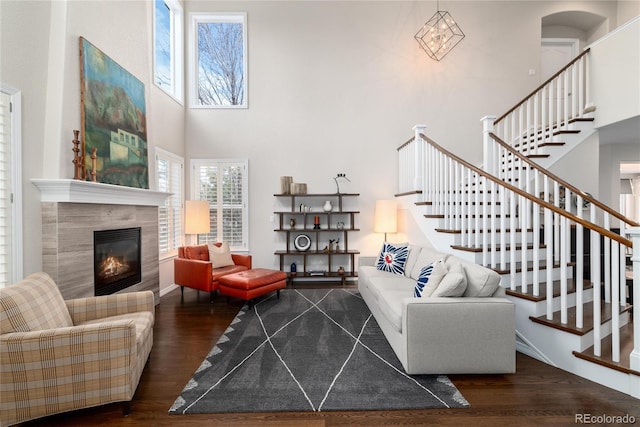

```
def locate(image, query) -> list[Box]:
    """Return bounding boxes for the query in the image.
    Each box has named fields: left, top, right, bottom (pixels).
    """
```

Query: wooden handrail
left=397, top=136, right=415, bottom=151
left=489, top=132, right=640, bottom=228
left=495, top=48, right=591, bottom=124
left=420, top=133, right=632, bottom=247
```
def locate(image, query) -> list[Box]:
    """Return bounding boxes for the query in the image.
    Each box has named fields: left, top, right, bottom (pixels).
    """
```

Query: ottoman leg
left=277, top=290, right=281, bottom=299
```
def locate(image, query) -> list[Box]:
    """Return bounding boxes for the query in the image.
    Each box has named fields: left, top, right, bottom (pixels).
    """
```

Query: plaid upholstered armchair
left=0, top=272, right=154, bottom=426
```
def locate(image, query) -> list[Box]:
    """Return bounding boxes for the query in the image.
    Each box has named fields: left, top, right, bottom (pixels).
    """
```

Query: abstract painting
left=80, top=37, right=148, bottom=188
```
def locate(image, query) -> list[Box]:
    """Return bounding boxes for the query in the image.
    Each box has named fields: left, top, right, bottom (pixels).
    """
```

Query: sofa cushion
left=409, top=247, right=448, bottom=279
left=376, top=242, right=409, bottom=275
left=377, top=290, right=411, bottom=332
left=431, top=262, right=468, bottom=297
left=368, top=275, right=415, bottom=302
left=404, top=245, right=422, bottom=277
left=211, top=264, right=249, bottom=281
left=414, top=260, right=447, bottom=298
left=0, top=272, right=73, bottom=334
left=209, top=242, right=235, bottom=268
left=184, top=244, right=210, bottom=261
left=446, top=258, right=501, bottom=297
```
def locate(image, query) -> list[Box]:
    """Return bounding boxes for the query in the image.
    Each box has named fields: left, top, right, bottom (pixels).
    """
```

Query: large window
left=154, top=0, right=183, bottom=102
left=0, top=86, right=22, bottom=288
left=191, top=159, right=248, bottom=251
left=156, top=148, right=184, bottom=257
left=189, top=12, right=247, bottom=108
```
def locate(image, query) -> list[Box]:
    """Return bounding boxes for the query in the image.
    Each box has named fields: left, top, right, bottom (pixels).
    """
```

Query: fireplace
left=94, top=227, right=142, bottom=296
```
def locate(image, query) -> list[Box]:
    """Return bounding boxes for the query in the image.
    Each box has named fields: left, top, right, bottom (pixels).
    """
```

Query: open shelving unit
left=274, top=193, right=359, bottom=286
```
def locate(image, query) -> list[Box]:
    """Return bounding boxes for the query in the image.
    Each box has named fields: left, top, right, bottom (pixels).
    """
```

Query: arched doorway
left=540, top=10, right=607, bottom=80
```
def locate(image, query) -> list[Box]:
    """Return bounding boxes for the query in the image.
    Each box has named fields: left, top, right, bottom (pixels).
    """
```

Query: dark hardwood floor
left=21, top=285, right=639, bottom=427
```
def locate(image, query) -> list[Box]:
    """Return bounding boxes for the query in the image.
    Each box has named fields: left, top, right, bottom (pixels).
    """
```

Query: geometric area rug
left=169, top=289, right=469, bottom=414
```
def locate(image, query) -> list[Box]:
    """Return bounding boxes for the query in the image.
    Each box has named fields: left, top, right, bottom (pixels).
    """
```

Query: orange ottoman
left=218, top=268, right=287, bottom=308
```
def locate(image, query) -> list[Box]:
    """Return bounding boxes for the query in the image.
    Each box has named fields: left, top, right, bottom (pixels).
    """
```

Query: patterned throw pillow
left=376, top=242, right=409, bottom=275
left=414, top=259, right=448, bottom=298
left=414, top=263, right=434, bottom=297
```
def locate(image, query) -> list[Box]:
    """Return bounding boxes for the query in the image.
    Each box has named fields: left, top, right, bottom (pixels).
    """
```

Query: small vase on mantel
left=323, top=200, right=333, bottom=212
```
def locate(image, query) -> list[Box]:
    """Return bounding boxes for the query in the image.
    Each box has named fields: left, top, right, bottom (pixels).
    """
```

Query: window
left=154, top=0, right=183, bottom=102
left=189, top=12, right=247, bottom=108
left=156, top=148, right=184, bottom=257
left=191, top=159, right=248, bottom=251
left=0, top=85, right=22, bottom=288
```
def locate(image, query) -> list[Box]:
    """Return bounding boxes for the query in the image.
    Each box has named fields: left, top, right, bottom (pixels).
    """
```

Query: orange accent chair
left=174, top=244, right=252, bottom=301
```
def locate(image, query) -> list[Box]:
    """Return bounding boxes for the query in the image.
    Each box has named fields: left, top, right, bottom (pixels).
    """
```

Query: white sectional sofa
left=358, top=244, right=516, bottom=375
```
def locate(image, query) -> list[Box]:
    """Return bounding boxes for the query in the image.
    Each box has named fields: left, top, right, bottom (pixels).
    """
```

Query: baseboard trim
left=160, top=283, right=179, bottom=298
left=515, top=330, right=556, bottom=366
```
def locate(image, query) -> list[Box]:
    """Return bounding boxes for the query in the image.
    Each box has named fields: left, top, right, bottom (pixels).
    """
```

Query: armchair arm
left=174, top=258, right=213, bottom=289
left=66, top=290, right=155, bottom=324
left=0, top=322, right=137, bottom=424
left=231, top=253, right=252, bottom=269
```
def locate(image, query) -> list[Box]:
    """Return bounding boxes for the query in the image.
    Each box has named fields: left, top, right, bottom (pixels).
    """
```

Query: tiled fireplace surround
left=32, top=179, right=170, bottom=304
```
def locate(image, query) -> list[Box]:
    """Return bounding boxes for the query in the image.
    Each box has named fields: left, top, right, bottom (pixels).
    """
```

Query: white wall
left=589, top=16, right=640, bottom=130
left=600, top=142, right=640, bottom=210
left=184, top=1, right=622, bottom=268
left=0, top=0, right=630, bottom=286
left=1, top=0, right=185, bottom=292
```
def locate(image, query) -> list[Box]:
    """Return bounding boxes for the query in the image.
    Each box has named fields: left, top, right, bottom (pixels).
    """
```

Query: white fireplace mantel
left=32, top=179, right=171, bottom=206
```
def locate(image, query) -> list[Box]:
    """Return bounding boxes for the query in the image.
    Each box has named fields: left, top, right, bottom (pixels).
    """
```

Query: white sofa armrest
left=402, top=297, right=515, bottom=374
left=359, top=256, right=377, bottom=268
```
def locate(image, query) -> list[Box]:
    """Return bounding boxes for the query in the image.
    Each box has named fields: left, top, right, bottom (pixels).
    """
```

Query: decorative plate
left=294, top=234, right=311, bottom=252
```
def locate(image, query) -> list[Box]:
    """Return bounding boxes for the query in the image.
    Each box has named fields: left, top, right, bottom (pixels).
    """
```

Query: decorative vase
left=337, top=266, right=345, bottom=275
left=289, top=218, right=296, bottom=229
left=323, top=200, right=333, bottom=212
left=290, top=262, right=297, bottom=275
left=313, top=215, right=320, bottom=229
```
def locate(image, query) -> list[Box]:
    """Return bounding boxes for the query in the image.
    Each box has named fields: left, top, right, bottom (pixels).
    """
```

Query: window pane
left=222, top=164, right=243, bottom=205
left=154, top=0, right=172, bottom=91
left=198, top=165, right=218, bottom=204
left=195, top=15, right=246, bottom=107
left=193, top=159, right=247, bottom=250
left=156, top=150, right=183, bottom=255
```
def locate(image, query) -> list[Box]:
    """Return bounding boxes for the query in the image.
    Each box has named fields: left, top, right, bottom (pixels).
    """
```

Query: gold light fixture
left=415, top=0, right=465, bottom=61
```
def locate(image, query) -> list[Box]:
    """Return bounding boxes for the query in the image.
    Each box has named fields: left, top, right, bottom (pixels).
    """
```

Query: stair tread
left=451, top=243, right=546, bottom=253
left=514, top=117, right=593, bottom=143
left=491, top=260, right=575, bottom=275
left=529, top=301, right=631, bottom=336
left=553, top=129, right=581, bottom=135
left=435, top=227, right=532, bottom=234
left=573, top=323, right=639, bottom=376
left=506, top=279, right=593, bottom=302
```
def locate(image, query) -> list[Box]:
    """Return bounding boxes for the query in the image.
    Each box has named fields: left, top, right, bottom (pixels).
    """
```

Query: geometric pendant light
left=414, top=1, right=465, bottom=61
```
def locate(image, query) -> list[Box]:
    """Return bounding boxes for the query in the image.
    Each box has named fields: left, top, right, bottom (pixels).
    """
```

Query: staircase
left=395, top=41, right=640, bottom=397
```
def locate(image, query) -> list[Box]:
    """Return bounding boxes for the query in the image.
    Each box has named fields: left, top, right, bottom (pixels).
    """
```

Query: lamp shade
left=374, top=200, right=397, bottom=235
left=185, top=200, right=211, bottom=234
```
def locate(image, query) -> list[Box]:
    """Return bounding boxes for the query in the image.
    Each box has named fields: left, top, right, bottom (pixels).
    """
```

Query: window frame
left=155, top=148, right=184, bottom=259
left=188, top=12, right=248, bottom=109
left=153, top=0, right=184, bottom=104
left=190, top=158, right=249, bottom=252
left=0, top=84, right=22, bottom=288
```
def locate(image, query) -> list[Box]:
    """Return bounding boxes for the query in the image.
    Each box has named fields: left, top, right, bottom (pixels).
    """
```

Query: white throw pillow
left=414, top=259, right=447, bottom=298
left=431, top=262, right=468, bottom=297
left=409, top=248, right=448, bottom=279
left=208, top=242, right=235, bottom=268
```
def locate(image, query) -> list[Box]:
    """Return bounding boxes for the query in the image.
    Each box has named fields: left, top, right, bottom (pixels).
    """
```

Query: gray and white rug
left=169, top=289, right=469, bottom=414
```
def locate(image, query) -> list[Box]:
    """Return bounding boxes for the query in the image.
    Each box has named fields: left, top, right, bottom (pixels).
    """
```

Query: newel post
left=627, top=226, right=640, bottom=398
left=481, top=116, right=496, bottom=176
left=412, top=124, right=427, bottom=192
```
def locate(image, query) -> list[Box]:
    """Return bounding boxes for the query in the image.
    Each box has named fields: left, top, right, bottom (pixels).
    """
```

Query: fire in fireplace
left=94, top=227, right=142, bottom=296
